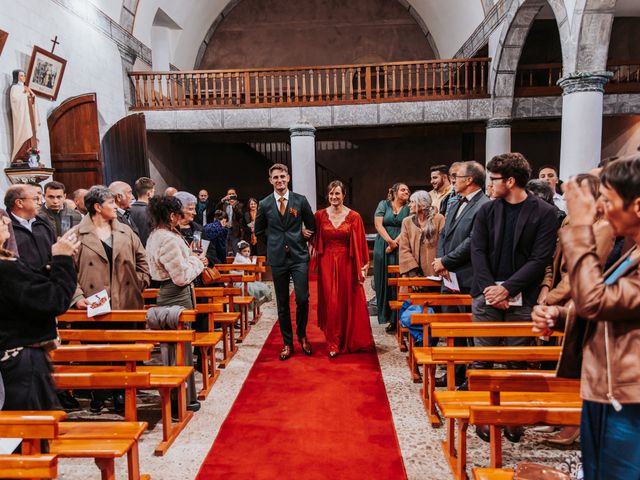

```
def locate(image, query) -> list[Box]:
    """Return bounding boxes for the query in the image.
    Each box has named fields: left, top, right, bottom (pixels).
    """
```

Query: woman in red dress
left=313, top=181, right=374, bottom=357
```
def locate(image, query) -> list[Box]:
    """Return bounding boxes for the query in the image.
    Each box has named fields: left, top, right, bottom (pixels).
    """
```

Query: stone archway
left=490, top=0, right=571, bottom=117
left=570, top=0, right=616, bottom=73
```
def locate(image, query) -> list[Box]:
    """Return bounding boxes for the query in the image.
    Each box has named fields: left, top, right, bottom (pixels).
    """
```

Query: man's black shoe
left=457, top=380, right=469, bottom=391
left=113, top=393, right=125, bottom=414
left=476, top=425, right=490, bottom=443
left=187, top=400, right=201, bottom=412
left=504, top=425, right=524, bottom=443
left=435, top=376, right=447, bottom=388
left=89, top=398, right=105, bottom=414
left=57, top=391, right=80, bottom=411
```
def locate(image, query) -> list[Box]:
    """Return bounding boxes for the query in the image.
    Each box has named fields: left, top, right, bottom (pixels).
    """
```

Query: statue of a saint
left=10, top=69, right=39, bottom=165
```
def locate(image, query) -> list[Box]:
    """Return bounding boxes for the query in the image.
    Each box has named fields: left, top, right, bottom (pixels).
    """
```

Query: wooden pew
left=415, top=319, right=563, bottom=427
left=410, top=313, right=474, bottom=425
left=469, top=406, right=581, bottom=479
left=51, top=329, right=193, bottom=457
left=143, top=288, right=236, bottom=368
left=51, top=343, right=153, bottom=423
left=388, top=276, right=442, bottom=351
left=433, top=363, right=574, bottom=479
left=466, top=371, right=581, bottom=471
left=58, top=327, right=219, bottom=401
left=0, top=411, right=149, bottom=480
left=0, top=455, right=57, bottom=479
left=404, top=294, right=473, bottom=383
left=193, top=287, right=243, bottom=366
left=215, top=262, right=265, bottom=320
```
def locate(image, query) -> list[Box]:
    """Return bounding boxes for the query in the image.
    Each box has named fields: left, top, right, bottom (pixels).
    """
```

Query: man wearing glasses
left=4, top=183, right=55, bottom=270
left=469, top=152, right=558, bottom=442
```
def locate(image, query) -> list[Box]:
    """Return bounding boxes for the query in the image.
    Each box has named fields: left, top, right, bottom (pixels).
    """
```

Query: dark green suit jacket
left=255, top=191, right=315, bottom=267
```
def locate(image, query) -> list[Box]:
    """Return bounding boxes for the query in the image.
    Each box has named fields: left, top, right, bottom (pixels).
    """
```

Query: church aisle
left=196, top=280, right=407, bottom=480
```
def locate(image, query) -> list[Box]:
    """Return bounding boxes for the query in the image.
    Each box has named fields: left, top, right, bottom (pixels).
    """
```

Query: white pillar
left=289, top=121, right=317, bottom=211
left=558, top=71, right=612, bottom=180
left=485, top=118, right=512, bottom=164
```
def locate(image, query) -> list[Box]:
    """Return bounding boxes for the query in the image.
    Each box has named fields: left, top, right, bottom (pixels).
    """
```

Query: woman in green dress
left=373, top=183, right=410, bottom=330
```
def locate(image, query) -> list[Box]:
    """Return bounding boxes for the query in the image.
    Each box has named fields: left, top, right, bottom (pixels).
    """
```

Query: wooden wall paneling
left=47, top=93, right=102, bottom=192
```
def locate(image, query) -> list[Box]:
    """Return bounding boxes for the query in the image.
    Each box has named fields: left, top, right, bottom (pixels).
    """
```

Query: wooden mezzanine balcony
left=515, top=60, right=640, bottom=97
left=129, top=58, right=490, bottom=110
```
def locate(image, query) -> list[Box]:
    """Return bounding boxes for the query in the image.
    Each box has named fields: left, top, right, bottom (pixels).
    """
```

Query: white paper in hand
left=443, top=272, right=460, bottom=292
left=86, top=289, right=112, bottom=318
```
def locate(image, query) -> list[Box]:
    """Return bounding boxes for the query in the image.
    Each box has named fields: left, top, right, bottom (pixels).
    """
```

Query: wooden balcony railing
left=129, top=58, right=490, bottom=110
left=515, top=60, right=640, bottom=96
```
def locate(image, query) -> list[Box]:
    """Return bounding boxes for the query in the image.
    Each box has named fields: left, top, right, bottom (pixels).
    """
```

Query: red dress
left=313, top=209, right=374, bottom=353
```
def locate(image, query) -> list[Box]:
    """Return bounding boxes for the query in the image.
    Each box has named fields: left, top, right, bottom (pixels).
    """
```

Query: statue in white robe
left=10, top=69, right=39, bottom=165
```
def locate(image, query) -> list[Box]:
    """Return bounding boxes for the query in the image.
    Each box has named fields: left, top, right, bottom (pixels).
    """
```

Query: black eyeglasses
left=19, top=196, right=41, bottom=202
left=451, top=175, right=471, bottom=181
left=489, top=177, right=506, bottom=183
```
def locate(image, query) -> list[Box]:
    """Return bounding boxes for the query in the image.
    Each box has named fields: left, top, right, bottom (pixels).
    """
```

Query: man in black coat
left=129, top=177, right=155, bottom=246
left=4, top=184, right=55, bottom=270
left=255, top=164, right=315, bottom=360
left=471, top=153, right=558, bottom=361
left=433, top=161, right=490, bottom=386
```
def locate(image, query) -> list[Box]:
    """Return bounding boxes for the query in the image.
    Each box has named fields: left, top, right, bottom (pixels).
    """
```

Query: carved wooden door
left=47, top=93, right=102, bottom=192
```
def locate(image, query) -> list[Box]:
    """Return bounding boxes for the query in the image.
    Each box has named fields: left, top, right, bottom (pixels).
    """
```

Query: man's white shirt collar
left=464, top=189, right=482, bottom=202
left=273, top=190, right=290, bottom=202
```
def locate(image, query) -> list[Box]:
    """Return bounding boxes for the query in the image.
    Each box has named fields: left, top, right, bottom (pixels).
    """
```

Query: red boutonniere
left=289, top=207, right=298, bottom=217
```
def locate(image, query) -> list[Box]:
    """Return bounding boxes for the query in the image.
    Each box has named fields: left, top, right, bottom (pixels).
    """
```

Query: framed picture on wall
left=26, top=45, right=67, bottom=101
left=0, top=30, right=8, bottom=56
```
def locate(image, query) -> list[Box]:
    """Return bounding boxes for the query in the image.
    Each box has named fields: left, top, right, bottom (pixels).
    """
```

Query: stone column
left=289, top=121, right=317, bottom=211
left=558, top=71, right=612, bottom=179
left=485, top=118, right=512, bottom=164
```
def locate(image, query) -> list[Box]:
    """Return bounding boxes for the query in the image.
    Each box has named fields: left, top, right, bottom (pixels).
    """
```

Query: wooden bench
left=388, top=276, right=442, bottom=351
left=414, top=319, right=562, bottom=427
left=0, top=455, right=57, bottom=479
left=472, top=468, right=515, bottom=480
left=193, top=287, right=243, bottom=366
left=50, top=344, right=153, bottom=422
left=58, top=327, right=218, bottom=401
left=51, top=337, right=192, bottom=457
left=434, top=367, right=577, bottom=479
left=140, top=291, right=235, bottom=370
left=404, top=295, right=473, bottom=383
left=216, top=263, right=266, bottom=322
left=0, top=411, right=149, bottom=480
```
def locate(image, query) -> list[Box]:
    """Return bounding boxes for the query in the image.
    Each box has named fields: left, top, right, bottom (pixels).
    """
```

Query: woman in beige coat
left=72, top=185, right=150, bottom=414
left=73, top=185, right=150, bottom=310
left=399, top=190, right=445, bottom=278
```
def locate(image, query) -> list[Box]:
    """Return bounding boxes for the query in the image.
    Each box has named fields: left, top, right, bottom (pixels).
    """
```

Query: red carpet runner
left=196, top=280, right=407, bottom=479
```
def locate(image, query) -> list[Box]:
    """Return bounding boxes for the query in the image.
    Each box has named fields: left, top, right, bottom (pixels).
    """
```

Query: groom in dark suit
left=255, top=163, right=316, bottom=360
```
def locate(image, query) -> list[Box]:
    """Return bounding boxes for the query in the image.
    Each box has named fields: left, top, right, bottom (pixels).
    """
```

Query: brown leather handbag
left=201, top=266, right=222, bottom=285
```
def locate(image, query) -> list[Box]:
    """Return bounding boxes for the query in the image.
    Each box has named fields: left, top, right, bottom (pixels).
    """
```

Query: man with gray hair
left=432, top=161, right=490, bottom=388
left=109, top=181, right=140, bottom=237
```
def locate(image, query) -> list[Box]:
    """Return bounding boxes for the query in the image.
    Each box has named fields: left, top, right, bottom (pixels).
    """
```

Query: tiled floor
left=56, top=280, right=581, bottom=479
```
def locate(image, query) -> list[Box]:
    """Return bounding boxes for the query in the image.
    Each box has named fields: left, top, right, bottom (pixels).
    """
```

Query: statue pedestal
left=4, top=166, right=55, bottom=184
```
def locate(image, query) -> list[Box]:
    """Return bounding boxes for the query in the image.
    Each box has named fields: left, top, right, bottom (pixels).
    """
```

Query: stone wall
left=198, top=0, right=435, bottom=69
left=0, top=0, right=127, bottom=199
